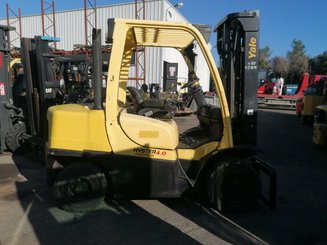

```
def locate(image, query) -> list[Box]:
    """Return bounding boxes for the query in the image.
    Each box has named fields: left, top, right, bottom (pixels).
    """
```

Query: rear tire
left=206, top=157, right=260, bottom=212
left=53, top=162, right=108, bottom=213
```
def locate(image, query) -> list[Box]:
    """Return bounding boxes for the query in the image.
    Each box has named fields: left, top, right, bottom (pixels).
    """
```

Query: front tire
left=53, top=162, right=108, bottom=213
left=206, top=157, right=260, bottom=212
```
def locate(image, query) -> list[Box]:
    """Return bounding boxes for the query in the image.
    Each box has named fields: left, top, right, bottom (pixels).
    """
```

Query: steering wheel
left=181, top=80, right=196, bottom=89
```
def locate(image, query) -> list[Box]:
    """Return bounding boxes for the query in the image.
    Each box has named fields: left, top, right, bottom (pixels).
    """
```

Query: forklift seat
left=178, top=104, right=223, bottom=149
left=126, top=86, right=176, bottom=119
left=197, top=104, right=224, bottom=138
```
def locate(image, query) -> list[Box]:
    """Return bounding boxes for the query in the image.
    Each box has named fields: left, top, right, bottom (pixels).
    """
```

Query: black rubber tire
left=206, top=157, right=260, bottom=212
left=5, top=122, right=26, bottom=153
left=53, top=162, right=108, bottom=213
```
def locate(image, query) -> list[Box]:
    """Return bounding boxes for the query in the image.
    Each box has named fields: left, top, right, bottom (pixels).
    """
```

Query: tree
left=309, top=51, right=327, bottom=74
left=259, top=46, right=272, bottom=71
left=287, top=39, right=309, bottom=82
left=271, top=56, right=288, bottom=77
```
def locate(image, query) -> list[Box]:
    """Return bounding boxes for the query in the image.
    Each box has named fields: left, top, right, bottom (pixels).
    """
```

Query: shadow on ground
left=223, top=109, right=327, bottom=245
left=8, top=153, right=264, bottom=245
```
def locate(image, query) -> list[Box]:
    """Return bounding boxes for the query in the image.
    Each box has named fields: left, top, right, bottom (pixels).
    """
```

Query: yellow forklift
left=46, top=13, right=276, bottom=212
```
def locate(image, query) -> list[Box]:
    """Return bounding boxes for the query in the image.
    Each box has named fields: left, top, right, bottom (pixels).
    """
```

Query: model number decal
left=0, top=82, right=5, bottom=96
left=133, top=148, right=167, bottom=157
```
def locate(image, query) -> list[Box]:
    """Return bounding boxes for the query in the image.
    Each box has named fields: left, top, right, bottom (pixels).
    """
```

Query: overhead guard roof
left=131, top=26, right=195, bottom=48
left=108, top=18, right=197, bottom=49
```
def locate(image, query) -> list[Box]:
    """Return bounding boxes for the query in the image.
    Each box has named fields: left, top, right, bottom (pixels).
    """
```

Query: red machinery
left=258, top=73, right=327, bottom=109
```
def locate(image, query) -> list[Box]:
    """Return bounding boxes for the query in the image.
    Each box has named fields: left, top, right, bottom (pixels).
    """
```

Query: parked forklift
left=0, top=25, right=27, bottom=154
left=1, top=32, right=100, bottom=156
left=313, top=104, right=327, bottom=146
left=43, top=12, right=276, bottom=213
left=0, top=26, right=68, bottom=155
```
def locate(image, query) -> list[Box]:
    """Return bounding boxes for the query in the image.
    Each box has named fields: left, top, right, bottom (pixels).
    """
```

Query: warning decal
left=0, top=82, right=5, bottom=96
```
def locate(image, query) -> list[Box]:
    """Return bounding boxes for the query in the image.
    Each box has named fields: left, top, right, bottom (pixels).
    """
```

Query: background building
left=0, top=0, right=211, bottom=91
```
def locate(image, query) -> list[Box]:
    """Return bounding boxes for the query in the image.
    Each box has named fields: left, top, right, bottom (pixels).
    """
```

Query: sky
left=0, top=0, right=326, bottom=59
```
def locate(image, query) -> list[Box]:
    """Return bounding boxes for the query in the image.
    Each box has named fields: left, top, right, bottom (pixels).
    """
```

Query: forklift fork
left=251, top=158, right=277, bottom=210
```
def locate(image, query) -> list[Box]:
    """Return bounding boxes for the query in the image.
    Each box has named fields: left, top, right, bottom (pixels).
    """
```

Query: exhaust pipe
left=92, top=28, right=102, bottom=110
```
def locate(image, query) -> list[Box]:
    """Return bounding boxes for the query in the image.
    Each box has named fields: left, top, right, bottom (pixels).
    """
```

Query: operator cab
left=110, top=23, right=225, bottom=150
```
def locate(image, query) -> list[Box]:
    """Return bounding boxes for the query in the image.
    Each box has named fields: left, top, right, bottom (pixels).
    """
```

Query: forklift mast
left=215, top=11, right=259, bottom=147
left=21, top=36, right=60, bottom=139
left=0, top=25, right=16, bottom=153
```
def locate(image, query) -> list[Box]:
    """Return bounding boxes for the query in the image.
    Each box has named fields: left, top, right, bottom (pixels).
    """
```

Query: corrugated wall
left=0, top=0, right=202, bottom=89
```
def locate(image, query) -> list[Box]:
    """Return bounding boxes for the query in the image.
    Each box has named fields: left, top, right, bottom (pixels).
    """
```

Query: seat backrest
left=127, top=86, right=144, bottom=112
left=197, top=105, right=224, bottom=140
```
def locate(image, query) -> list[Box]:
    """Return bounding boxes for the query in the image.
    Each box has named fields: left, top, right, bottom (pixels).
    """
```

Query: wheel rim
left=67, top=178, right=93, bottom=201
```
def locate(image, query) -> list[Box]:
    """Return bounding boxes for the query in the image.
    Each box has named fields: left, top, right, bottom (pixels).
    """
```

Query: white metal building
left=0, top=0, right=210, bottom=91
